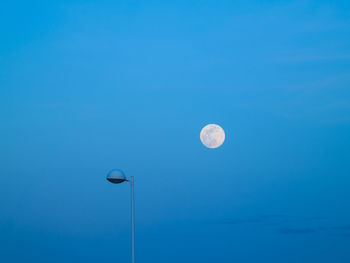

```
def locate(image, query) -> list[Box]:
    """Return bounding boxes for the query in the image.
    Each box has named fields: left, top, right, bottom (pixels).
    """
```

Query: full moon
left=200, top=124, right=225, bottom=149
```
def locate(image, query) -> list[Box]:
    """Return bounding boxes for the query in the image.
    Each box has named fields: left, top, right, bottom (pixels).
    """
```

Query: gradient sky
left=1, top=1, right=350, bottom=262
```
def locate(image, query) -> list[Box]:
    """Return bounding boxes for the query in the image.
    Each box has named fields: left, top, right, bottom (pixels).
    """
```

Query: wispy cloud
left=320, top=224, right=350, bottom=231
left=277, top=227, right=316, bottom=235
left=218, top=214, right=287, bottom=225
left=273, top=54, right=350, bottom=64
left=213, top=214, right=350, bottom=237
left=217, top=214, right=324, bottom=226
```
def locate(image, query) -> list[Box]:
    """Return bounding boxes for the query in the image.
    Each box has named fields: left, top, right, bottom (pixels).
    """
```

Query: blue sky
left=1, top=1, right=350, bottom=262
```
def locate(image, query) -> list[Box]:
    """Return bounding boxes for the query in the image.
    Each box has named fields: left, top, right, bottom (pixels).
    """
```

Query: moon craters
left=200, top=124, right=225, bottom=149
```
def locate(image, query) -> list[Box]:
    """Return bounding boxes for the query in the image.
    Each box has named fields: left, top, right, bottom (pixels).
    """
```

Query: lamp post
left=107, top=169, right=135, bottom=263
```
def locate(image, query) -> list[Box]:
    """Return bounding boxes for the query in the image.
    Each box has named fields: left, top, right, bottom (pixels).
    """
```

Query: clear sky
left=1, top=1, right=350, bottom=262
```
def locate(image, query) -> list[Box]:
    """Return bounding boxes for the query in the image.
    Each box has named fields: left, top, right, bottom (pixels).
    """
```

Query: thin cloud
left=273, top=54, right=350, bottom=63
left=218, top=214, right=287, bottom=225
left=213, top=214, right=350, bottom=238
left=217, top=214, right=323, bottom=226
left=277, top=227, right=316, bottom=235
left=320, top=224, right=350, bottom=231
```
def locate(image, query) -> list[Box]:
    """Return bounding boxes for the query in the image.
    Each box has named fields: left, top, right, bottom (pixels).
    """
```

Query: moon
left=200, top=124, right=225, bottom=149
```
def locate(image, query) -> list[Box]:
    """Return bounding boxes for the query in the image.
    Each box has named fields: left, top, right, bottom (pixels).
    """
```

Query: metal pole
left=130, top=176, right=135, bottom=263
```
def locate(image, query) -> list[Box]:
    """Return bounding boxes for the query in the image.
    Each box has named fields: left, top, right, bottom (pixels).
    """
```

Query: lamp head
left=106, top=169, right=127, bottom=184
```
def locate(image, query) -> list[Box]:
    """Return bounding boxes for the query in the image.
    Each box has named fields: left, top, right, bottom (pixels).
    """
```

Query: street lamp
left=107, top=169, right=135, bottom=263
